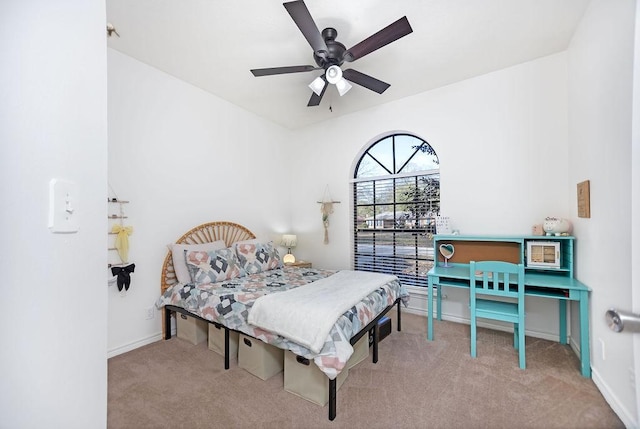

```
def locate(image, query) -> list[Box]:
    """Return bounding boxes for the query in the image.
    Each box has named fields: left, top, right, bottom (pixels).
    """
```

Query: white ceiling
left=106, top=0, right=591, bottom=130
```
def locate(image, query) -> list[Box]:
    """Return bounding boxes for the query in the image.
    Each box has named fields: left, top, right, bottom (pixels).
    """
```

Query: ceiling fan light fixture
left=325, top=65, right=342, bottom=84
left=336, top=78, right=352, bottom=96
left=308, top=76, right=326, bottom=96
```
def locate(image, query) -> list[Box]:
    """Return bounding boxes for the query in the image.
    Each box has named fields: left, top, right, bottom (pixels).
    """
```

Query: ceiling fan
left=250, top=0, right=413, bottom=107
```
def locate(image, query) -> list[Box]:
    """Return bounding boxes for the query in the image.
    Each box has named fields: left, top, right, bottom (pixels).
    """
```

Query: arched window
left=352, top=133, right=440, bottom=287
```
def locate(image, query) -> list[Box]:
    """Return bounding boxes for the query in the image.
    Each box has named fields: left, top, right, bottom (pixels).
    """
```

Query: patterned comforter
left=156, top=266, right=409, bottom=379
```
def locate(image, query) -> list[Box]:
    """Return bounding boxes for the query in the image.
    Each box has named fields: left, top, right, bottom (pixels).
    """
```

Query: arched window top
left=354, top=134, right=439, bottom=179
left=352, top=132, right=440, bottom=287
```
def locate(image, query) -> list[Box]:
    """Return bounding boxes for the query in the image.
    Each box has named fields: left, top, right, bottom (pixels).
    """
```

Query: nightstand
left=285, top=261, right=312, bottom=268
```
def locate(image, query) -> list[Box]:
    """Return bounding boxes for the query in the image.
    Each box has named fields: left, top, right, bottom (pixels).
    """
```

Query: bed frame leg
left=372, top=323, right=379, bottom=364
left=224, top=327, right=230, bottom=370
left=328, top=378, right=337, bottom=421
left=164, top=308, right=172, bottom=340
left=397, top=299, right=402, bottom=331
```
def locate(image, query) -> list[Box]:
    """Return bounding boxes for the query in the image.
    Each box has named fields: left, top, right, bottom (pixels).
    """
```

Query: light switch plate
left=48, top=178, right=79, bottom=233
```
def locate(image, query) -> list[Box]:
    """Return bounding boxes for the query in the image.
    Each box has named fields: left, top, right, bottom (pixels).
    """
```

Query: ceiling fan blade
left=284, top=1, right=328, bottom=56
left=307, top=77, right=327, bottom=106
left=251, top=65, right=318, bottom=77
left=343, top=16, right=413, bottom=62
left=342, top=69, right=390, bottom=94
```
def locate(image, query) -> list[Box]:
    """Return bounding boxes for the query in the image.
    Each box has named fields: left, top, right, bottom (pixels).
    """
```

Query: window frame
left=351, top=133, right=440, bottom=288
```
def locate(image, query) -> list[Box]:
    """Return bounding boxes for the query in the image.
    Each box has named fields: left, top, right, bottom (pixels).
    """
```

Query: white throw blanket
left=247, top=270, right=397, bottom=354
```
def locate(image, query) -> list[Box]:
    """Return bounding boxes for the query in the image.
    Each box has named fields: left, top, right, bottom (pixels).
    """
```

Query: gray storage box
left=347, top=334, right=369, bottom=369
left=208, top=323, right=239, bottom=359
left=284, top=351, right=349, bottom=406
left=176, top=313, right=208, bottom=345
left=238, top=334, right=284, bottom=380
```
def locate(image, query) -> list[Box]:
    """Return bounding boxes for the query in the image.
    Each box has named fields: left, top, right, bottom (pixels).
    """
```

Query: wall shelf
left=108, top=198, right=131, bottom=268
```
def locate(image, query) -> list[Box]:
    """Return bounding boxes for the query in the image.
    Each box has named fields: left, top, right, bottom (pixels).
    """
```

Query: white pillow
left=235, top=238, right=260, bottom=245
left=168, top=240, right=226, bottom=284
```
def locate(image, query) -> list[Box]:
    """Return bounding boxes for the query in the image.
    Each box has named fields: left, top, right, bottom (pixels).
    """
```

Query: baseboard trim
left=591, top=367, right=637, bottom=428
left=108, top=333, right=163, bottom=359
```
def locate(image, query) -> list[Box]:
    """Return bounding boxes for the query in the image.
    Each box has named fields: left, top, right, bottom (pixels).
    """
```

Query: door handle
left=605, top=309, right=640, bottom=333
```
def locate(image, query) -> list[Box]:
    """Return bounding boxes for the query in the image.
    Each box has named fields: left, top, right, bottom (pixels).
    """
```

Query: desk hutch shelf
left=433, top=235, right=575, bottom=279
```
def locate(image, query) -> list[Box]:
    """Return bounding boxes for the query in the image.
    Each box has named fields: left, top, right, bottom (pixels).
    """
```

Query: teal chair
left=469, top=261, right=526, bottom=369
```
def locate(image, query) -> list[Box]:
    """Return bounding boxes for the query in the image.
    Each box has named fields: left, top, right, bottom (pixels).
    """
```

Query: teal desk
left=427, top=235, right=591, bottom=378
left=427, top=235, right=591, bottom=377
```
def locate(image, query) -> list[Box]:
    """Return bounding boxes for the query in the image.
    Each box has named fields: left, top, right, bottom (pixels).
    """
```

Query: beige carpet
left=108, top=311, right=623, bottom=429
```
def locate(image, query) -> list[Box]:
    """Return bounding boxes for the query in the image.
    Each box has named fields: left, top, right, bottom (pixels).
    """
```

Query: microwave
left=526, top=241, right=561, bottom=269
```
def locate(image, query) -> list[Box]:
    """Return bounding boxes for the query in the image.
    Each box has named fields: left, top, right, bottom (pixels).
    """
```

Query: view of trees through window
left=352, top=134, right=440, bottom=287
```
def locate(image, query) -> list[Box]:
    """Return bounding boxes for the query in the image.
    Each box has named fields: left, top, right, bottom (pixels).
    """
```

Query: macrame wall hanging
left=317, top=185, right=340, bottom=244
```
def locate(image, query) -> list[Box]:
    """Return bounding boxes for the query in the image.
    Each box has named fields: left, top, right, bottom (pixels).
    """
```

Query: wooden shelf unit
left=108, top=199, right=130, bottom=268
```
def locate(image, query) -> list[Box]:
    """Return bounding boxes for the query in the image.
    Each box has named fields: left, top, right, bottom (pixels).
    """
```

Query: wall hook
left=107, top=22, right=120, bottom=38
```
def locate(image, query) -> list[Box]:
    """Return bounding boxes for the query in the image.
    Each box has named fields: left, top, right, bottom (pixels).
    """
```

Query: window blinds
left=352, top=173, right=440, bottom=287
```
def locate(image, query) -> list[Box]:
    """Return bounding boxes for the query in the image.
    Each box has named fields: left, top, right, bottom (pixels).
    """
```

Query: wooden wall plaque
left=577, top=180, right=590, bottom=218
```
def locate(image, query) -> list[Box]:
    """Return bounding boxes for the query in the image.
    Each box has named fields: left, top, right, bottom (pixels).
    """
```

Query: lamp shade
left=325, top=65, right=342, bottom=84
left=335, top=78, right=352, bottom=96
left=308, top=77, right=326, bottom=96
left=281, top=234, right=297, bottom=248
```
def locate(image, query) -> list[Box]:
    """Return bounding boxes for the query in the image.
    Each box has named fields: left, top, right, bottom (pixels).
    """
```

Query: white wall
left=104, top=2, right=638, bottom=425
left=633, top=1, right=640, bottom=424
left=288, top=53, right=570, bottom=337
left=567, top=0, right=637, bottom=426
left=0, top=1, right=108, bottom=428
left=107, top=50, right=292, bottom=355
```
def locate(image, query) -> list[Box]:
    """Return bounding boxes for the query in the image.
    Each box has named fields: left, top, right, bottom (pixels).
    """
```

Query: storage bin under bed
left=284, top=351, right=349, bottom=406
left=238, top=334, right=284, bottom=380
left=208, top=323, right=239, bottom=359
left=176, top=313, right=208, bottom=345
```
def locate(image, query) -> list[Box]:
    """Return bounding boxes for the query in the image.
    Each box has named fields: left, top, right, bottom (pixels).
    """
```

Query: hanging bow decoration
left=111, top=263, right=135, bottom=292
left=111, top=224, right=133, bottom=262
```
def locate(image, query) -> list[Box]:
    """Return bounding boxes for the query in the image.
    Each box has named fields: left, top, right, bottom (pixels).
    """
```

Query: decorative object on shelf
left=439, top=243, right=455, bottom=267
left=281, top=234, right=298, bottom=264
left=526, top=241, right=561, bottom=269
left=111, top=263, right=135, bottom=292
left=317, top=185, right=340, bottom=244
left=531, top=224, right=544, bottom=236
left=112, top=224, right=134, bottom=262
left=435, top=216, right=451, bottom=234
left=577, top=180, right=590, bottom=218
left=542, top=217, right=572, bottom=236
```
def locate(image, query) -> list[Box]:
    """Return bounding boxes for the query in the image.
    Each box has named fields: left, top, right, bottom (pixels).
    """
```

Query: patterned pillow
left=185, top=247, right=246, bottom=285
left=235, top=241, right=282, bottom=274
left=168, top=240, right=226, bottom=284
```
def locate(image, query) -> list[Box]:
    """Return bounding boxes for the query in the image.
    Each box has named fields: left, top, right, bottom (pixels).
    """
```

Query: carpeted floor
left=108, top=311, right=624, bottom=428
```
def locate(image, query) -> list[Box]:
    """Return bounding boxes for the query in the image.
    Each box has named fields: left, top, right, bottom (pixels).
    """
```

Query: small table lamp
left=281, top=234, right=297, bottom=264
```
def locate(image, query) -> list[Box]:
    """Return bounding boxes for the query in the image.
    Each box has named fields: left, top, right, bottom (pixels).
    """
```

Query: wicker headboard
left=160, top=221, right=256, bottom=295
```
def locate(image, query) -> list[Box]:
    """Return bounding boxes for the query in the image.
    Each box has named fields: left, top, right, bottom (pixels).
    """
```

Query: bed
left=156, top=221, right=409, bottom=420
